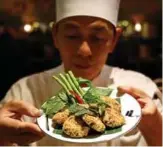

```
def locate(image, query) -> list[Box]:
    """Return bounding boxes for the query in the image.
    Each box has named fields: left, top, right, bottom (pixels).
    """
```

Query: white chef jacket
left=1, top=64, right=162, bottom=146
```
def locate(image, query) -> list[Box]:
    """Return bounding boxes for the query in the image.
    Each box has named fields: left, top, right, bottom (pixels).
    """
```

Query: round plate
left=37, top=87, right=142, bottom=143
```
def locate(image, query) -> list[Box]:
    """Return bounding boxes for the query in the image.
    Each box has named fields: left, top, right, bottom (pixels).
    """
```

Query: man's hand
left=0, top=100, right=45, bottom=145
left=118, top=86, right=162, bottom=146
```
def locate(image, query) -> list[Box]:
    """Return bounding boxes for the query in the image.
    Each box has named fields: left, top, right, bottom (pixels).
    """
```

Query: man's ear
left=52, top=25, right=59, bottom=49
left=109, top=27, right=123, bottom=53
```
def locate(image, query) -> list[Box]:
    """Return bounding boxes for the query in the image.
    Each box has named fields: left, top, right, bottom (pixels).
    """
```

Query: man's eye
left=65, top=35, right=81, bottom=39
left=92, top=36, right=106, bottom=41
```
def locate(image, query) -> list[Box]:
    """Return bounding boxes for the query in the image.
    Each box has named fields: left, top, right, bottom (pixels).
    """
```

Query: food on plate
left=101, top=96, right=121, bottom=113
left=63, top=115, right=90, bottom=137
left=52, top=109, right=70, bottom=125
left=41, top=71, right=125, bottom=138
left=103, top=108, right=125, bottom=128
left=82, top=114, right=105, bottom=132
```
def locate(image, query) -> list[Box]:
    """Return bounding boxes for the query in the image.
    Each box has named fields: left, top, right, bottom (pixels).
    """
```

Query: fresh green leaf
left=83, top=87, right=104, bottom=104
left=41, top=96, right=57, bottom=110
left=68, top=103, right=93, bottom=116
left=104, top=127, right=122, bottom=134
left=68, top=104, right=85, bottom=114
left=58, top=92, right=69, bottom=103
left=75, top=109, right=91, bottom=116
left=95, top=87, right=113, bottom=97
left=77, top=77, right=92, bottom=88
left=41, top=96, right=66, bottom=118
left=53, top=129, right=63, bottom=134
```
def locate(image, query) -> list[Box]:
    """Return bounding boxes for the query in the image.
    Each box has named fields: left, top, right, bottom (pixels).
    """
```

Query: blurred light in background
left=141, top=22, right=149, bottom=38
left=117, top=20, right=158, bottom=38
left=24, top=24, right=32, bottom=32
left=33, top=22, right=40, bottom=29
left=39, top=23, right=48, bottom=33
left=49, top=21, right=54, bottom=28
left=122, top=20, right=129, bottom=27
left=123, top=24, right=134, bottom=37
left=134, top=23, right=142, bottom=32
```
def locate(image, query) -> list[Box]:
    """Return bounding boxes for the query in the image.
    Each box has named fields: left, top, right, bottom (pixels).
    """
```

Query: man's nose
left=77, top=41, right=92, bottom=57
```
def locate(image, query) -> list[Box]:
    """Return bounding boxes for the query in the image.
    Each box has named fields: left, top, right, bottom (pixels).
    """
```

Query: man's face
left=53, top=16, right=116, bottom=80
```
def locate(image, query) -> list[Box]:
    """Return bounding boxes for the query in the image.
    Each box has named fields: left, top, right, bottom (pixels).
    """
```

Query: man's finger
left=8, top=132, right=44, bottom=145
left=5, top=100, right=41, bottom=117
left=4, top=117, right=44, bottom=137
left=118, top=86, right=149, bottom=99
left=18, top=122, right=45, bottom=136
left=137, top=99, right=146, bottom=108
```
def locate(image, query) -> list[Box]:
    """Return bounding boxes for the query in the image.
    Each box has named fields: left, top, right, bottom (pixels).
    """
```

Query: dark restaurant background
left=0, top=0, right=162, bottom=100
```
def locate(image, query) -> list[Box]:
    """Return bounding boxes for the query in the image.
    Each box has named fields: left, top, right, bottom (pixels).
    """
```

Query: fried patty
left=103, top=107, right=125, bottom=128
left=82, top=114, right=105, bottom=132
left=63, top=115, right=90, bottom=138
left=101, top=96, right=121, bottom=112
left=52, top=109, right=70, bottom=125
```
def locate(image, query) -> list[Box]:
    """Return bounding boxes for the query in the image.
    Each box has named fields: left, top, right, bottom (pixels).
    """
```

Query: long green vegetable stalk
left=68, top=71, right=85, bottom=95
left=58, top=73, right=84, bottom=97
left=65, top=73, right=82, bottom=97
left=53, top=71, right=88, bottom=104
left=53, top=76, right=71, bottom=95
left=59, top=74, right=73, bottom=91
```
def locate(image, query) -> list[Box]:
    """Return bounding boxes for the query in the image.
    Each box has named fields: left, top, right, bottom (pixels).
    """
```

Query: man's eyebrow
left=91, top=26, right=108, bottom=32
left=89, top=22, right=113, bottom=33
left=63, top=22, right=80, bottom=29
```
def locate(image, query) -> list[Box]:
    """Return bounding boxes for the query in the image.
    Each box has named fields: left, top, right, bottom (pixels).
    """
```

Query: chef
left=0, top=0, right=162, bottom=146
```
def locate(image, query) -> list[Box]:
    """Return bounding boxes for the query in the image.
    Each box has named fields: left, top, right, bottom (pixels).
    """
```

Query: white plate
left=37, top=87, right=142, bottom=143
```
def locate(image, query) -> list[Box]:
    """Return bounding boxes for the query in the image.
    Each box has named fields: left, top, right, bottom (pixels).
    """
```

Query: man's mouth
left=74, top=64, right=91, bottom=69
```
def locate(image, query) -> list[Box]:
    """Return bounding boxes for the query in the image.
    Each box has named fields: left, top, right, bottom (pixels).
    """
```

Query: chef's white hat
left=56, top=0, right=120, bottom=26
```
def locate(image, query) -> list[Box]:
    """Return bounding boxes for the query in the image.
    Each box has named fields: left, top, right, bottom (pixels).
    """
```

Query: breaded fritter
left=82, top=114, right=105, bottom=132
left=103, top=108, right=125, bottom=128
left=52, top=109, right=69, bottom=125
left=63, top=115, right=90, bottom=138
left=101, top=96, right=121, bottom=112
